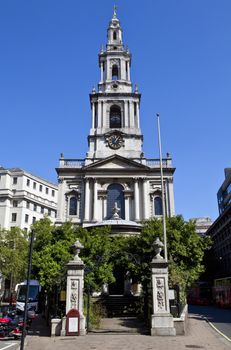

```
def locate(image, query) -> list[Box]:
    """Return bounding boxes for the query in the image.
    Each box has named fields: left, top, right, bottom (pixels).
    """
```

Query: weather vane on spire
left=113, top=4, right=117, bottom=18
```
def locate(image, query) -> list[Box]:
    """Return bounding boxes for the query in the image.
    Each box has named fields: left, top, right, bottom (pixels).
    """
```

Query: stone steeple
left=87, top=8, right=143, bottom=160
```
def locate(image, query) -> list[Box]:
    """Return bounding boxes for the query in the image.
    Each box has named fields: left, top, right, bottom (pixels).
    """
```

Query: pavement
left=21, top=311, right=231, bottom=350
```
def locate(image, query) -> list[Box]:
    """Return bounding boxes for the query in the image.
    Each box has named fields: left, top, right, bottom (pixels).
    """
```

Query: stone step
left=92, top=317, right=149, bottom=334
left=96, top=296, right=142, bottom=317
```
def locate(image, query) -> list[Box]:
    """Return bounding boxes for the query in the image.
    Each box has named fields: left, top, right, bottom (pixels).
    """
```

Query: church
left=56, top=9, right=175, bottom=234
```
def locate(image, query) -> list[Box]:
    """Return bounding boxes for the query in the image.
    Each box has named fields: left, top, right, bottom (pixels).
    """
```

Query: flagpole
left=156, top=113, right=167, bottom=262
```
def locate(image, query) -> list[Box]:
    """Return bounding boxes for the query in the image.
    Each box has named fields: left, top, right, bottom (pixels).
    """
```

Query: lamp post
left=20, top=229, right=35, bottom=350
left=156, top=113, right=168, bottom=262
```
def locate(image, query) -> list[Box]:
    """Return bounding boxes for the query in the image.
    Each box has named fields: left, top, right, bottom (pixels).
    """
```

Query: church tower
left=87, top=9, right=142, bottom=160
left=56, top=9, right=175, bottom=233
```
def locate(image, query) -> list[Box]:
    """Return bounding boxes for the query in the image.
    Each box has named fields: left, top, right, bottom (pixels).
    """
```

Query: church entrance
left=108, top=265, right=125, bottom=295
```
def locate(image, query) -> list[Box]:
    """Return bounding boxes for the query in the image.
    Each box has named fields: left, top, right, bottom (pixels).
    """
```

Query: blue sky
left=0, top=0, right=230, bottom=221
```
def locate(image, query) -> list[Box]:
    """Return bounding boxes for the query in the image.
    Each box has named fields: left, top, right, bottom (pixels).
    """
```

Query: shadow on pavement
left=27, top=314, right=50, bottom=337
left=189, top=304, right=231, bottom=324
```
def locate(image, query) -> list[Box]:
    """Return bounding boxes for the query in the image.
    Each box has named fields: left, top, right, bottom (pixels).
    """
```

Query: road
left=0, top=341, right=19, bottom=350
left=189, top=304, right=231, bottom=341
left=0, top=305, right=19, bottom=350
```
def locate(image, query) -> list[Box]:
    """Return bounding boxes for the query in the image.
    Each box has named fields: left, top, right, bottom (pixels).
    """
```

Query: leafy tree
left=32, top=218, right=77, bottom=291
left=120, top=216, right=212, bottom=302
left=32, top=219, right=115, bottom=292
left=0, top=227, right=28, bottom=288
left=31, top=215, right=211, bottom=317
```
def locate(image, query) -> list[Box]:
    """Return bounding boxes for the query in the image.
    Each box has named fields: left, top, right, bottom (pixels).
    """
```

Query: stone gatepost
left=151, top=238, right=176, bottom=336
left=61, top=240, right=86, bottom=336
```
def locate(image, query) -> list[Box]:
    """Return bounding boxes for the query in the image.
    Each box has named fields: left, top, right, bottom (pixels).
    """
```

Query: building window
left=33, top=182, right=36, bottom=189
left=26, top=201, right=30, bottom=209
left=107, top=183, right=125, bottom=219
left=113, top=31, right=117, bottom=40
left=52, top=190, right=55, bottom=197
left=39, top=184, right=42, bottom=192
left=13, top=177, right=18, bottom=185
left=46, top=187, right=49, bottom=195
left=110, top=105, right=121, bottom=128
left=12, top=213, right=17, bottom=222
left=25, top=214, right=29, bottom=223
left=48, top=209, right=51, bottom=216
left=154, top=196, right=163, bottom=216
left=32, top=217, right=36, bottom=223
left=27, top=179, right=30, bottom=186
left=112, top=65, right=119, bottom=80
left=41, top=206, right=44, bottom=214
left=13, top=200, right=18, bottom=207
left=34, top=204, right=37, bottom=211
left=69, top=197, right=77, bottom=216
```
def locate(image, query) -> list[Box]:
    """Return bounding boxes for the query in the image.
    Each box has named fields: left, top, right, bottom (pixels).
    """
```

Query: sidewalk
left=23, top=312, right=231, bottom=350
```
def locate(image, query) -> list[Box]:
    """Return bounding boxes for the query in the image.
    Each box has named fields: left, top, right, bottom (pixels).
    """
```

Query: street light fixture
left=20, top=229, right=35, bottom=350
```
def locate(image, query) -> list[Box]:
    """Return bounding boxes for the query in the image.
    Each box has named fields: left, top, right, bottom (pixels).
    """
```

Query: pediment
left=83, top=155, right=149, bottom=171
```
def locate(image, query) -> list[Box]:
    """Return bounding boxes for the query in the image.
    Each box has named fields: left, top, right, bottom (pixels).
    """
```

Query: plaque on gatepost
left=66, top=308, right=80, bottom=336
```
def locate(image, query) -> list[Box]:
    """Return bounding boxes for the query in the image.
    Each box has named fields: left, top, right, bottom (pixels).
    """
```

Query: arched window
left=154, top=196, right=163, bottom=216
left=113, top=31, right=117, bottom=40
left=110, top=105, right=121, bottom=128
left=69, top=196, right=77, bottom=216
left=107, top=183, right=125, bottom=219
left=112, top=65, right=119, bottom=80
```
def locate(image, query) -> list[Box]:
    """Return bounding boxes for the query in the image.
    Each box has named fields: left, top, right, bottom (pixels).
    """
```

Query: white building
left=0, top=167, right=58, bottom=231
left=56, top=10, right=175, bottom=234
left=193, top=217, right=213, bottom=236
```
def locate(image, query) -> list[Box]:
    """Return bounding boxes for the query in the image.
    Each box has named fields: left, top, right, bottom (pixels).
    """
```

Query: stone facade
left=0, top=167, right=57, bottom=230
left=56, top=11, right=175, bottom=233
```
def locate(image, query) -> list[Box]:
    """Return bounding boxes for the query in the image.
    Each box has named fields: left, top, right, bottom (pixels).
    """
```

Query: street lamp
left=20, top=229, right=35, bottom=350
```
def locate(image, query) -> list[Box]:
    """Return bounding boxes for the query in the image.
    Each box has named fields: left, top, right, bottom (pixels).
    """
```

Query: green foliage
left=32, top=220, right=116, bottom=292
left=121, top=216, right=212, bottom=296
left=84, top=296, right=106, bottom=330
left=32, top=218, right=76, bottom=291
left=0, top=227, right=28, bottom=285
left=31, top=215, right=211, bottom=300
left=75, top=226, right=115, bottom=291
left=167, top=216, right=212, bottom=291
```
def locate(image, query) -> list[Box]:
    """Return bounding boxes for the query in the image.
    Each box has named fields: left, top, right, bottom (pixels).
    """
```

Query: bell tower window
left=110, top=105, right=121, bottom=128
left=112, top=65, right=119, bottom=80
left=113, top=31, right=117, bottom=40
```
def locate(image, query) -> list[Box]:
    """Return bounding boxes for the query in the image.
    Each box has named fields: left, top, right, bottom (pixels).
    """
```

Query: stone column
left=127, top=61, right=131, bottom=81
left=100, top=62, right=103, bottom=82
left=129, top=101, right=134, bottom=127
left=103, top=101, right=107, bottom=128
left=98, top=102, right=102, bottom=128
left=142, top=179, right=149, bottom=220
left=64, top=240, right=86, bottom=336
left=151, top=238, right=175, bottom=336
left=124, top=100, right=128, bottom=127
left=103, top=195, right=107, bottom=219
left=134, top=178, right=140, bottom=221
left=124, top=194, right=130, bottom=220
left=137, top=102, right=140, bottom=128
left=84, top=178, right=90, bottom=222
left=92, top=103, right=95, bottom=128
left=93, top=178, right=98, bottom=222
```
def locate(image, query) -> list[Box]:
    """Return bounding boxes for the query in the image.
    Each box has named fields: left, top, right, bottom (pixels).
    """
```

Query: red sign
left=66, top=308, right=80, bottom=336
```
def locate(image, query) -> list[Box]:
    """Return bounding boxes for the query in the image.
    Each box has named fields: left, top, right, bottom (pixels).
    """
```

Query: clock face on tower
left=108, top=133, right=123, bottom=149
